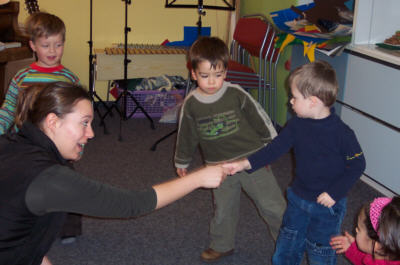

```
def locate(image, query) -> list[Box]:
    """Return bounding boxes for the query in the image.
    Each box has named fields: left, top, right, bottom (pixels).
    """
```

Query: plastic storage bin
left=117, top=89, right=185, bottom=118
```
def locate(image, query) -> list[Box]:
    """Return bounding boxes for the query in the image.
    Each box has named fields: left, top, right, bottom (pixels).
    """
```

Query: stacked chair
left=226, top=14, right=281, bottom=124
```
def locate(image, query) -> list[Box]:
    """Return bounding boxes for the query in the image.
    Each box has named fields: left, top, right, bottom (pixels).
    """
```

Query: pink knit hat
left=369, top=197, right=392, bottom=233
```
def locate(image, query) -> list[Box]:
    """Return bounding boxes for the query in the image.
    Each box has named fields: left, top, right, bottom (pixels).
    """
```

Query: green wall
left=240, top=0, right=296, bottom=126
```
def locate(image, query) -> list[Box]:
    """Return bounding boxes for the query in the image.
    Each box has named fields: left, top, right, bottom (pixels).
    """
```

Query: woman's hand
left=330, top=231, right=354, bottom=254
left=222, top=158, right=251, bottom=175
left=154, top=164, right=228, bottom=209
left=196, top=164, right=228, bottom=188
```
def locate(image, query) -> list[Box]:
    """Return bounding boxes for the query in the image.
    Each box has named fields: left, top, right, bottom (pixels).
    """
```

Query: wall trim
left=360, top=174, right=398, bottom=197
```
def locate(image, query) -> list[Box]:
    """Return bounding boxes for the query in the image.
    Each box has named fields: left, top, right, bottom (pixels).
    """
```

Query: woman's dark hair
left=364, top=196, right=400, bottom=260
left=15, top=81, right=90, bottom=129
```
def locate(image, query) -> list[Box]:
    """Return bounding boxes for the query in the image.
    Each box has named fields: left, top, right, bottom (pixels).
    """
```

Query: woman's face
left=51, top=99, right=94, bottom=161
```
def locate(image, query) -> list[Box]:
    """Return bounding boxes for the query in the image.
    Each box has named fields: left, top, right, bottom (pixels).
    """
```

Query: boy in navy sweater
left=224, top=60, right=366, bottom=265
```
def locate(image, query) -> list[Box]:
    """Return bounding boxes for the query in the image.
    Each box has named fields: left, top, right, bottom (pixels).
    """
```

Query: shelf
left=350, top=0, right=400, bottom=66
left=346, top=44, right=400, bottom=66
left=0, top=46, right=32, bottom=63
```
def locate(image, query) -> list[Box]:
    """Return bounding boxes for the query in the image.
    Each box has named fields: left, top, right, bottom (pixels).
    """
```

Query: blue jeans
left=272, top=188, right=346, bottom=265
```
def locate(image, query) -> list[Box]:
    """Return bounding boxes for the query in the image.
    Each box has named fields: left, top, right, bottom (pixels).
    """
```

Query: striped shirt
left=0, top=63, right=80, bottom=134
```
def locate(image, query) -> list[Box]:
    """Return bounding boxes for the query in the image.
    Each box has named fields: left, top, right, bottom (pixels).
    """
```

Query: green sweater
left=175, top=82, right=277, bottom=168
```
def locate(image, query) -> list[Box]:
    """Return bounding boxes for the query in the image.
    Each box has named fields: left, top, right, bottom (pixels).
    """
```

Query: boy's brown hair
left=288, top=60, right=338, bottom=107
left=188, top=36, right=229, bottom=71
left=25, top=12, right=66, bottom=42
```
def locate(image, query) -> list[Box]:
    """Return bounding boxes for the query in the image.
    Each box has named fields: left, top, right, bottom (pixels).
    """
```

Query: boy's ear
left=191, top=69, right=197, bottom=81
left=310, top=95, right=321, bottom=106
left=29, top=40, right=36, bottom=52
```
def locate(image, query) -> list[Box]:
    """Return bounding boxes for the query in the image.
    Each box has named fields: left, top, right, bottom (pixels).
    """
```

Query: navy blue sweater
left=248, top=110, right=366, bottom=202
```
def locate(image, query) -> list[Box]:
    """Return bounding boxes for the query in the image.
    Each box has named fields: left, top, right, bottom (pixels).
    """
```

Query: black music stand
left=99, top=0, right=155, bottom=141
left=165, top=0, right=235, bottom=37
left=88, top=0, right=113, bottom=128
left=150, top=0, right=235, bottom=151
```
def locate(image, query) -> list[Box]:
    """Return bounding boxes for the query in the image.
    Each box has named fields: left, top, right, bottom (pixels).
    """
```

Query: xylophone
left=103, top=44, right=187, bottom=55
left=94, top=44, right=188, bottom=81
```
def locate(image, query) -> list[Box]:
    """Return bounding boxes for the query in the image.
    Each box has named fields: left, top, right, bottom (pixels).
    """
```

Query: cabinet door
left=343, top=55, right=399, bottom=127
left=341, top=54, right=400, bottom=194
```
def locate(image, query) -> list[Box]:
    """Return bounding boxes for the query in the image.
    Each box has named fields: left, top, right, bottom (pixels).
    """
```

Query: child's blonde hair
left=25, top=12, right=66, bottom=42
left=288, top=60, right=338, bottom=107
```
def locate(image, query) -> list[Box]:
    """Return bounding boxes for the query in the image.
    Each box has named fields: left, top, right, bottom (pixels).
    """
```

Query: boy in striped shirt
left=0, top=12, right=79, bottom=134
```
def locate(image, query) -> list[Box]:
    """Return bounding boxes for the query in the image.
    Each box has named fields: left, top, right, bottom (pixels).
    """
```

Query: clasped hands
left=177, top=158, right=336, bottom=209
left=175, top=158, right=251, bottom=189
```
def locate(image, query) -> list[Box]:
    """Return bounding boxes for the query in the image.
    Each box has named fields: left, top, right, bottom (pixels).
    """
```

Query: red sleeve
left=345, top=242, right=366, bottom=265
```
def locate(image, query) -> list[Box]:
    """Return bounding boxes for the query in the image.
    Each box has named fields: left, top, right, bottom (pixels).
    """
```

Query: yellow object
left=304, top=25, right=319, bottom=32
left=303, top=41, right=316, bottom=62
left=279, top=33, right=296, bottom=53
left=278, top=33, right=318, bottom=62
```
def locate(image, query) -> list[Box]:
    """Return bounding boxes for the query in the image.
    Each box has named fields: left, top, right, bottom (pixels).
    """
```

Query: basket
left=117, top=89, right=185, bottom=118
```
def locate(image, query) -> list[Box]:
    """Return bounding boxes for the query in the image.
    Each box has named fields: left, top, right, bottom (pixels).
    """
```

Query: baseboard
left=360, top=174, right=398, bottom=197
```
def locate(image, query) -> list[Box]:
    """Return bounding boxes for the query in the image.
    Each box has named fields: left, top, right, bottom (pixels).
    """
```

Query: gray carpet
left=47, top=114, right=382, bottom=265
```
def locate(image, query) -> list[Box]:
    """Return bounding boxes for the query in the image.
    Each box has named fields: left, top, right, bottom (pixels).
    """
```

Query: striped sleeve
left=0, top=69, right=29, bottom=134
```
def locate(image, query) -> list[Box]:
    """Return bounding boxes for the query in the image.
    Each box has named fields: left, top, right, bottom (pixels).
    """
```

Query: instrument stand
left=88, top=0, right=113, bottom=132
left=150, top=11, right=204, bottom=151
left=99, top=0, right=155, bottom=140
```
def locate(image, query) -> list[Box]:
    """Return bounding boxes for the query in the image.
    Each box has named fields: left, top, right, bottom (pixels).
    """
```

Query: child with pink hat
left=330, top=196, right=400, bottom=264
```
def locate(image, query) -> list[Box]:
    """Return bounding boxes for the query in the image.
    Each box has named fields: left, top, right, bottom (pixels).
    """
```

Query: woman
left=0, top=81, right=227, bottom=265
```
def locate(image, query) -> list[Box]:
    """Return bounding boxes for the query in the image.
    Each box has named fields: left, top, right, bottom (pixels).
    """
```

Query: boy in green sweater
left=174, top=36, right=286, bottom=262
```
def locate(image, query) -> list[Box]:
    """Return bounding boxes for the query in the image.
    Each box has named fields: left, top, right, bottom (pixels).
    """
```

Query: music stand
left=98, top=0, right=155, bottom=141
left=150, top=0, right=235, bottom=151
left=88, top=0, right=113, bottom=130
left=165, top=0, right=235, bottom=12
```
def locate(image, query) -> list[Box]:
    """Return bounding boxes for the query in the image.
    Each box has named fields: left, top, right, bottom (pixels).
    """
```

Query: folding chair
left=226, top=14, right=281, bottom=123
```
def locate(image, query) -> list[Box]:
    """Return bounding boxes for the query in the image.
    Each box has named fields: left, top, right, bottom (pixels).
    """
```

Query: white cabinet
left=348, top=0, right=400, bottom=66
left=341, top=55, right=400, bottom=195
left=341, top=0, right=400, bottom=195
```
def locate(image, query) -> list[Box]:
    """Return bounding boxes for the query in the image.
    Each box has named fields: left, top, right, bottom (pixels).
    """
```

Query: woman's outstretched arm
left=153, top=164, right=227, bottom=209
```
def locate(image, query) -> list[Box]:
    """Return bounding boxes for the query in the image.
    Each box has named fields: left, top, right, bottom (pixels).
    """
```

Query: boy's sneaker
left=201, top=248, right=234, bottom=262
